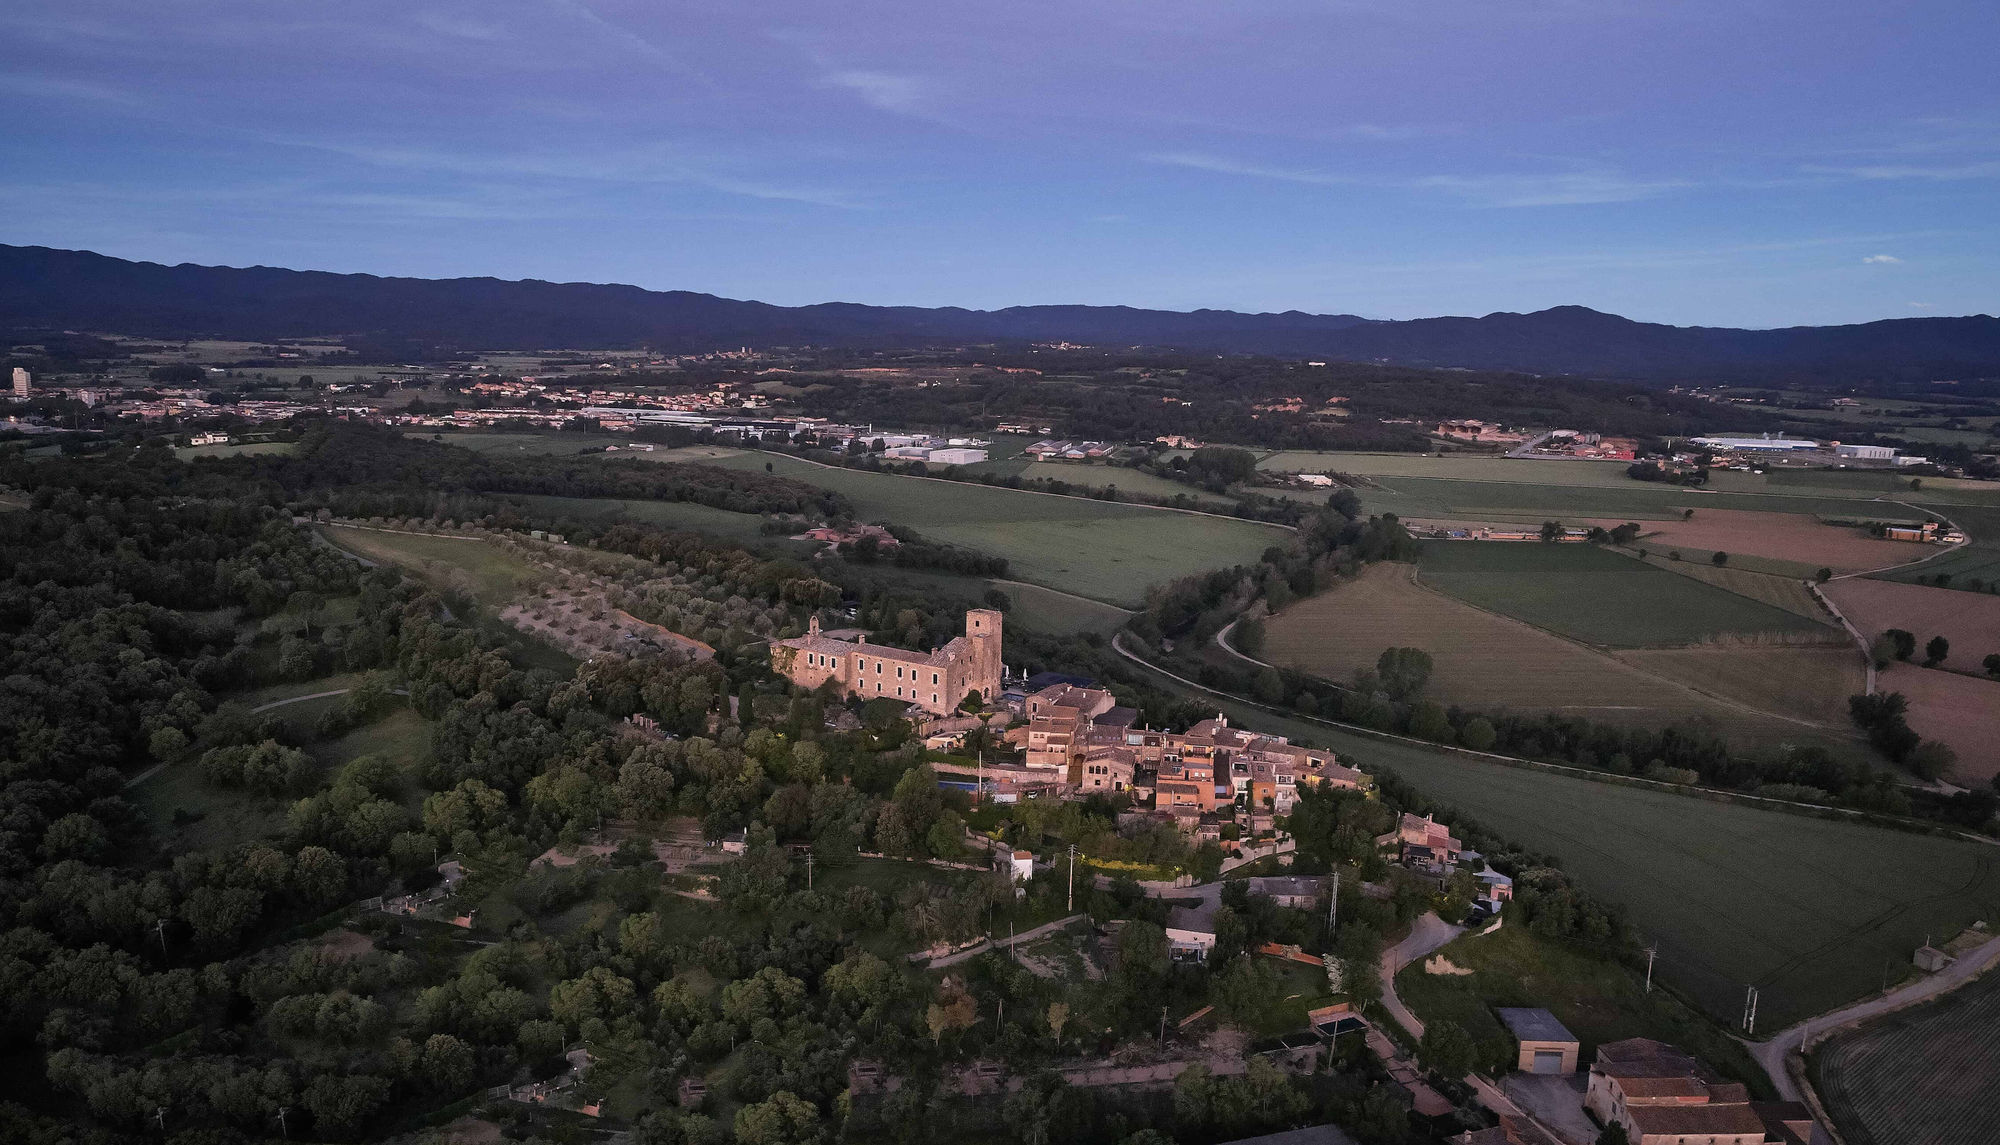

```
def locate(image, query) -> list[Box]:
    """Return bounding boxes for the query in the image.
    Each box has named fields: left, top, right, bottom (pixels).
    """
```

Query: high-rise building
left=9, top=368, right=27, bottom=399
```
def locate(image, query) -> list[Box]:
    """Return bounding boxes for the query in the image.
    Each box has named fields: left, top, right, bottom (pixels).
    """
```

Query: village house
left=770, top=609, right=1002, bottom=717
left=1584, top=1039, right=1820, bottom=1145
left=1248, top=876, right=1323, bottom=910
left=1379, top=812, right=1463, bottom=867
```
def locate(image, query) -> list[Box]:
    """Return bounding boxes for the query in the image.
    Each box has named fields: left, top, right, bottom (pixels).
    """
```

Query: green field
left=708, top=453, right=1288, bottom=607
left=1815, top=960, right=2000, bottom=1145
left=507, top=494, right=788, bottom=548
left=1323, top=475, right=1921, bottom=525
left=1396, top=923, right=1765, bottom=1089
left=1257, top=451, right=1639, bottom=488
left=1873, top=503, right=2000, bottom=591
left=322, top=525, right=539, bottom=606
left=1415, top=542, right=1833, bottom=647
left=839, top=565, right=1132, bottom=636
left=1114, top=653, right=2000, bottom=1028
left=174, top=440, right=296, bottom=459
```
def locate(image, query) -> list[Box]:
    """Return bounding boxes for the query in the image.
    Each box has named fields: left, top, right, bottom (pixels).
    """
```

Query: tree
left=1985, top=653, right=2000, bottom=678
left=421, top=1033, right=475, bottom=1092
left=1925, top=635, right=1949, bottom=666
left=733, top=1091, right=820, bottom=1145
left=1886, top=629, right=1917, bottom=661
left=1047, top=1001, right=1069, bottom=1047
left=1710, top=550, right=1729, bottom=566
left=1907, top=740, right=1959, bottom=781
left=1376, top=647, right=1433, bottom=701
left=1459, top=717, right=1497, bottom=751
left=1597, top=1123, right=1631, bottom=1145
left=924, top=981, right=976, bottom=1046
left=1539, top=520, right=1563, bottom=543
left=1419, top=1018, right=1476, bottom=1079
left=1817, top=568, right=1833, bottom=583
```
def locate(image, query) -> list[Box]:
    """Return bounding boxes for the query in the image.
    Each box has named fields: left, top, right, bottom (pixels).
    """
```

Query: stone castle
left=772, top=608, right=1002, bottom=716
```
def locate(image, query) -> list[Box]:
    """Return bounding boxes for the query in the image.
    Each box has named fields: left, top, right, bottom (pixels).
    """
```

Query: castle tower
left=964, top=608, right=1003, bottom=701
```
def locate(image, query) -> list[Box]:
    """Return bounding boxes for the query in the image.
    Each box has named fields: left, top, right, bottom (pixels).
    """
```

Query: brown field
left=1262, top=563, right=1868, bottom=758
left=1822, top=578, right=2000, bottom=672
left=1614, top=645, right=1865, bottom=726
left=1875, top=664, right=2000, bottom=783
left=1627, top=556, right=1829, bottom=619
left=1592, top=509, right=1916, bottom=573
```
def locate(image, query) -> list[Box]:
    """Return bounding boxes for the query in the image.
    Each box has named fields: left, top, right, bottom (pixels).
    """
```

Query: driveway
left=1750, top=931, right=2000, bottom=1101
left=1380, top=912, right=1465, bottom=1040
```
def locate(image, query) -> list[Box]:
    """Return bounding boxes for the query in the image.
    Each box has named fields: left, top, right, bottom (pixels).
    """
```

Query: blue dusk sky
left=2, top=1, right=1996, bottom=327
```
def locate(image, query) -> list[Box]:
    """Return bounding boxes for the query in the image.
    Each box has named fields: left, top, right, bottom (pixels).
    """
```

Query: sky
left=2, top=1, right=1997, bottom=327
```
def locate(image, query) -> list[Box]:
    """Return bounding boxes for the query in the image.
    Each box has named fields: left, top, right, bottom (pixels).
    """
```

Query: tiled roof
left=1626, top=1102, right=1766, bottom=1136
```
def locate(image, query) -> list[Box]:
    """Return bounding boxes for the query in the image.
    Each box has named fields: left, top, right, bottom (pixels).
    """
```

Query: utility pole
left=155, top=918, right=169, bottom=959
left=805, top=852, right=814, bottom=891
left=275, top=1107, right=290, bottom=1139
left=155, top=1108, right=168, bottom=1133
left=1159, top=1005, right=1168, bottom=1047
left=1741, top=986, right=1759, bottom=1035
left=1643, top=945, right=1657, bottom=994
left=1326, top=869, right=1340, bottom=938
left=1067, top=844, right=1076, bottom=912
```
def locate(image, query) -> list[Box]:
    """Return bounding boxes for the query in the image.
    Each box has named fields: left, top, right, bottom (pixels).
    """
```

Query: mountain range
left=4, top=243, right=1997, bottom=384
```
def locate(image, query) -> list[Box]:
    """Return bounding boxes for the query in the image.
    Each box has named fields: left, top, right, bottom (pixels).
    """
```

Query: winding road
left=1751, top=930, right=2000, bottom=1103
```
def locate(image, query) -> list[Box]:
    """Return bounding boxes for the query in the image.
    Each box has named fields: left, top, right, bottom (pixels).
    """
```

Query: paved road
left=928, top=913, right=1088, bottom=968
left=1750, top=931, right=2000, bottom=1102
left=1379, top=912, right=1466, bottom=1041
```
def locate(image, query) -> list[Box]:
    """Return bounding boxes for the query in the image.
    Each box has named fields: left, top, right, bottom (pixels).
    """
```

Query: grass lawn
left=1110, top=654, right=2000, bottom=1029
left=1415, top=541, right=1833, bottom=647
left=321, top=525, right=539, bottom=607
left=1395, top=923, right=1766, bottom=1090
left=505, top=493, right=787, bottom=548
left=707, top=452, right=1288, bottom=607
left=131, top=761, right=294, bottom=853
left=837, top=565, right=1132, bottom=636
left=1233, top=958, right=1340, bottom=1037
left=308, top=707, right=431, bottom=781
left=174, top=440, right=296, bottom=459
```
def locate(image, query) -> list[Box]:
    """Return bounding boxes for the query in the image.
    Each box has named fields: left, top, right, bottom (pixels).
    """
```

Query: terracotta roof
left=1615, top=1076, right=1712, bottom=1099
left=1626, top=1102, right=1767, bottom=1136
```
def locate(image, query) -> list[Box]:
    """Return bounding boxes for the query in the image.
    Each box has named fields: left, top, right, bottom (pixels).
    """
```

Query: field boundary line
left=1110, top=631, right=1997, bottom=844
left=988, top=578, right=1135, bottom=614
left=756, top=447, right=1299, bottom=533
left=1397, top=561, right=1858, bottom=736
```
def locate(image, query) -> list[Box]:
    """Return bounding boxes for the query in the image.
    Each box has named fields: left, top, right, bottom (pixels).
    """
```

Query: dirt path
left=1751, top=931, right=2000, bottom=1103
left=927, top=913, right=1088, bottom=968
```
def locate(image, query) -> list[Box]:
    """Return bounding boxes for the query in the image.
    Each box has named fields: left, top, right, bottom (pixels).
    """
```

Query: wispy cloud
left=1908, top=301, right=1935, bottom=309
left=1861, top=254, right=1902, bottom=264
left=824, top=70, right=932, bottom=117
left=1144, top=152, right=1684, bottom=206
left=1807, top=161, right=2000, bottom=181
left=413, top=11, right=508, bottom=42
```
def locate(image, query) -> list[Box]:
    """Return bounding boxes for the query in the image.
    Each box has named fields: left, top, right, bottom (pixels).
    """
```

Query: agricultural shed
left=1498, top=1007, right=1580, bottom=1074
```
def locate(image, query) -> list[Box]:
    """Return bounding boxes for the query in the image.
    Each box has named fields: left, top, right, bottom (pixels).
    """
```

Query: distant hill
left=3, top=243, right=1997, bottom=383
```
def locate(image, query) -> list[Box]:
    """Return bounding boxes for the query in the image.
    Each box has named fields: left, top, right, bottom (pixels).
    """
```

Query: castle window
left=932, top=672, right=939, bottom=685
